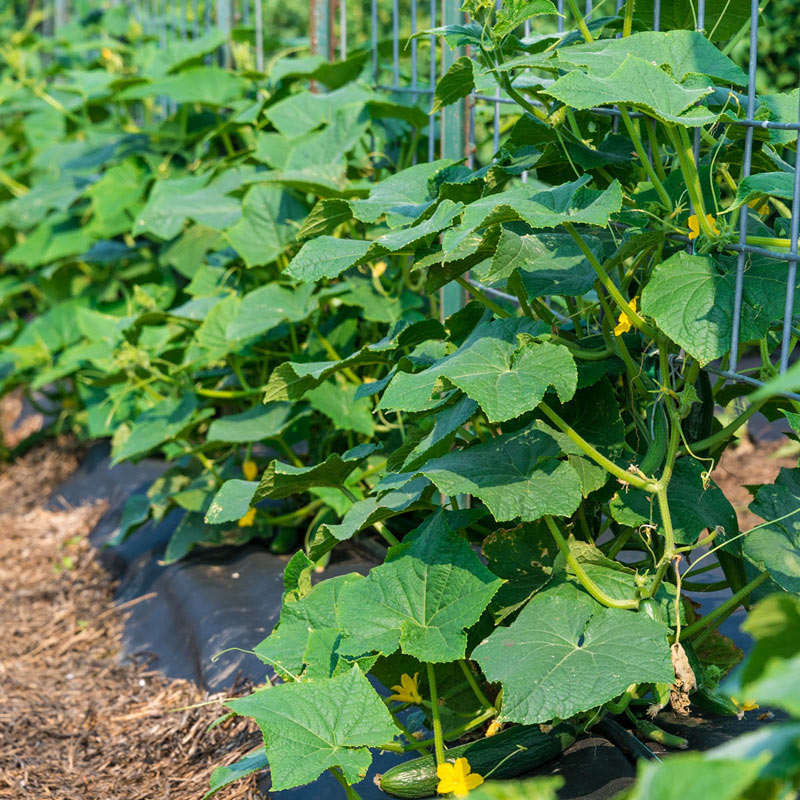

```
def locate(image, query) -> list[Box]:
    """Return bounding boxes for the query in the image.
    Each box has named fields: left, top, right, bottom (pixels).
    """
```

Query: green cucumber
left=691, top=686, right=741, bottom=717
left=682, top=369, right=714, bottom=447
left=640, top=403, right=668, bottom=476
left=269, top=526, right=299, bottom=554
left=633, top=719, right=688, bottom=750
left=378, top=723, right=576, bottom=799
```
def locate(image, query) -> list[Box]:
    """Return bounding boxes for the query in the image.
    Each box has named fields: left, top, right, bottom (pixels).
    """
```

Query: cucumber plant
left=0, top=5, right=434, bottom=560
left=208, top=1, right=800, bottom=796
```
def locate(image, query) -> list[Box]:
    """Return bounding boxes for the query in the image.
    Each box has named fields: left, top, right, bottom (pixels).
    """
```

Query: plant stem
left=619, top=107, right=672, bottom=210
left=622, top=0, right=635, bottom=36
left=563, top=223, right=658, bottom=339
left=454, top=276, right=511, bottom=318
left=458, top=660, right=495, bottom=711
left=540, top=402, right=659, bottom=492
left=330, top=767, right=363, bottom=800
left=544, top=516, right=639, bottom=609
left=675, top=572, right=769, bottom=642
left=566, top=0, right=593, bottom=42
left=427, top=663, right=446, bottom=765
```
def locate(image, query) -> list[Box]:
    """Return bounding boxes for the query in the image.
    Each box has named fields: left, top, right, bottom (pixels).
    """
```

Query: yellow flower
left=748, top=198, right=769, bottom=215
left=613, top=297, right=638, bottom=337
left=101, top=47, right=113, bottom=60
left=731, top=696, right=759, bottom=712
left=388, top=673, right=422, bottom=704
left=242, top=459, right=258, bottom=481
left=688, top=213, right=720, bottom=241
left=485, top=720, right=502, bottom=737
left=237, top=508, right=257, bottom=527
left=371, top=260, right=387, bottom=278
left=436, top=757, right=484, bottom=797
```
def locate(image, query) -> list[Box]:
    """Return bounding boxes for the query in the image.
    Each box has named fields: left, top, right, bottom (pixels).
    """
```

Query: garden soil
left=0, top=439, right=264, bottom=800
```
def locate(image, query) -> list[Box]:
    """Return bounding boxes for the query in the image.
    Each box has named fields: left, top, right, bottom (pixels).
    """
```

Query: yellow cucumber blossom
left=237, top=507, right=257, bottom=527
left=242, top=459, right=258, bottom=481
left=436, top=757, right=484, bottom=797
left=388, top=673, right=422, bottom=704
left=613, top=297, right=638, bottom=337
left=748, top=198, right=769, bottom=215
left=731, top=697, right=759, bottom=712
left=688, top=213, right=720, bottom=241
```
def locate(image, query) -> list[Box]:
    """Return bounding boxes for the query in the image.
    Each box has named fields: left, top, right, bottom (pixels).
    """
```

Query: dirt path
left=0, top=441, right=264, bottom=800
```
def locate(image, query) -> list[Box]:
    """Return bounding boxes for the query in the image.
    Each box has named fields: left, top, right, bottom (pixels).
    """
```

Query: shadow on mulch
left=0, top=439, right=264, bottom=800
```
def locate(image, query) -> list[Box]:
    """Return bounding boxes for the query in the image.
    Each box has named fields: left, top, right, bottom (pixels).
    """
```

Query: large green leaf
left=320, top=476, right=432, bottom=543
left=641, top=252, right=800, bottom=365
left=118, top=67, right=248, bottom=105
left=555, top=30, right=746, bottom=85
left=745, top=467, right=800, bottom=593
left=349, top=159, right=453, bottom=227
left=226, top=283, right=315, bottom=341
left=305, top=381, right=375, bottom=436
left=255, top=573, right=364, bottom=679
left=337, top=511, right=502, bottom=662
left=477, top=229, right=602, bottom=297
left=493, top=0, right=558, bottom=39
left=609, top=458, right=738, bottom=546
left=444, top=178, right=622, bottom=256
left=225, top=185, right=305, bottom=268
left=625, top=755, right=761, bottom=800
left=432, top=56, right=474, bottom=113
left=545, top=55, right=716, bottom=126
left=482, top=522, right=556, bottom=621
left=633, top=0, right=750, bottom=42
left=413, top=424, right=582, bottom=522
left=378, top=317, right=566, bottom=420
left=134, top=175, right=240, bottom=240
left=111, top=394, right=198, bottom=464
left=206, top=403, right=301, bottom=443
left=253, top=447, right=374, bottom=503
left=226, top=667, right=396, bottom=790
left=205, top=480, right=258, bottom=524
left=285, top=236, right=372, bottom=282
left=730, top=172, right=796, bottom=210
left=472, top=583, right=673, bottom=723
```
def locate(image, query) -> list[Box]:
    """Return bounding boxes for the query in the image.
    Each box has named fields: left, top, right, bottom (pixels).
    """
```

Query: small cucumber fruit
left=378, top=723, right=576, bottom=799
left=691, top=686, right=741, bottom=717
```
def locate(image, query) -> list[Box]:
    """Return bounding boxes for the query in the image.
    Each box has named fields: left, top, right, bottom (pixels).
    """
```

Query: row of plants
left=2, top=1, right=800, bottom=799
left=196, top=1, right=800, bottom=798
left=0, top=3, right=442, bottom=561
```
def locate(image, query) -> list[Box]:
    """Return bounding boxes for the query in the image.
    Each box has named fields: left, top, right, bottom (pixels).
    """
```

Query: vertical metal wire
left=243, top=0, right=250, bottom=27
left=653, top=0, right=661, bottom=30
left=730, top=0, right=760, bottom=373
left=492, top=0, right=501, bottom=159
left=255, top=0, right=263, bottom=70
left=780, top=90, right=800, bottom=372
left=411, top=0, right=418, bottom=88
left=557, top=0, right=564, bottom=33
left=192, top=0, right=199, bottom=37
left=692, top=0, right=706, bottom=166
left=392, top=0, right=400, bottom=87
left=340, top=0, right=347, bottom=59
left=521, top=18, right=531, bottom=183
left=371, top=0, right=379, bottom=85
left=428, top=0, right=436, bottom=162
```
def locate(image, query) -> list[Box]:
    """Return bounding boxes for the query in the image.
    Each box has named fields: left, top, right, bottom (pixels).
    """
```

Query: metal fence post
left=310, top=0, right=334, bottom=61
left=439, top=0, right=467, bottom=319
left=54, top=0, right=68, bottom=30
left=217, top=0, right=232, bottom=67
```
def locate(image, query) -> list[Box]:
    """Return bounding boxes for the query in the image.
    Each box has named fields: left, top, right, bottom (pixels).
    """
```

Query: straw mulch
left=0, top=437, right=266, bottom=800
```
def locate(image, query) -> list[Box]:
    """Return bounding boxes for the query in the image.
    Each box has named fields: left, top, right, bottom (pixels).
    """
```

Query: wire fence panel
left=38, top=0, right=800, bottom=395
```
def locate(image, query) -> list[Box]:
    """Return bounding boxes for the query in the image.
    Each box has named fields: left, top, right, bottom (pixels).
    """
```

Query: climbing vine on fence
left=203, top=1, right=800, bottom=797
